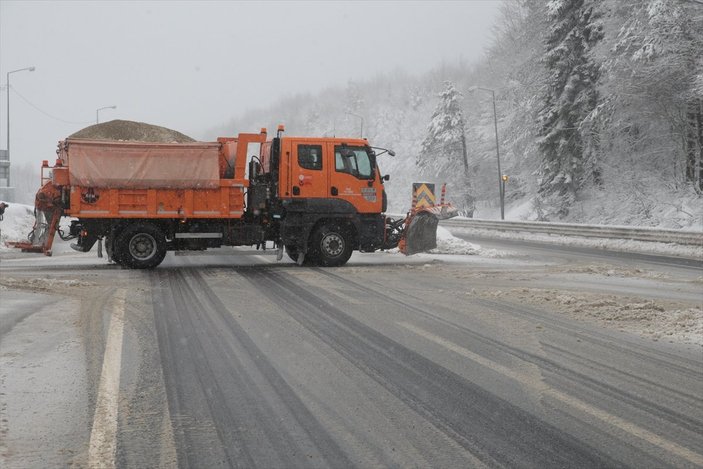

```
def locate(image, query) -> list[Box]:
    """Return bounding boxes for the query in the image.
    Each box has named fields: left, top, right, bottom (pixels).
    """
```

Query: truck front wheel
left=310, top=223, right=353, bottom=267
left=116, top=223, right=167, bottom=269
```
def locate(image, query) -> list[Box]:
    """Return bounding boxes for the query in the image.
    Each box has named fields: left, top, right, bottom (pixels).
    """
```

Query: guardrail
left=439, top=218, right=703, bottom=246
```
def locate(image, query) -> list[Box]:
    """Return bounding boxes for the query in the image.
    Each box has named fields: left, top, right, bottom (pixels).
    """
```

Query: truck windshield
left=335, top=146, right=373, bottom=179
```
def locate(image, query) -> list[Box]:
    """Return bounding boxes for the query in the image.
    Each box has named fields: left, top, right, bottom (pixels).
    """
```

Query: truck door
left=327, top=143, right=382, bottom=213
left=286, top=140, right=328, bottom=199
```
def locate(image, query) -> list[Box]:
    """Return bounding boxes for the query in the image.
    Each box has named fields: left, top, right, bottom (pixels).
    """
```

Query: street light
left=346, top=112, right=364, bottom=138
left=6, top=66, right=35, bottom=188
left=468, top=86, right=504, bottom=220
left=96, top=105, right=116, bottom=124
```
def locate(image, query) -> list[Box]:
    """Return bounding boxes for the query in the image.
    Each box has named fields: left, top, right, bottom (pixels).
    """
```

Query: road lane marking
left=88, top=289, right=126, bottom=469
left=398, top=321, right=703, bottom=466
left=159, top=398, right=178, bottom=468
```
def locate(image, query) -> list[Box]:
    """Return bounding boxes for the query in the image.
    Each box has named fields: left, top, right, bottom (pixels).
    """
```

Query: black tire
left=115, top=223, right=167, bottom=269
left=309, top=223, right=353, bottom=267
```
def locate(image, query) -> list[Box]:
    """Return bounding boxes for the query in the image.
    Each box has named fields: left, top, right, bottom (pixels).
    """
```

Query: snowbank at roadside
left=448, top=225, right=702, bottom=259
left=480, top=288, right=703, bottom=346
left=430, top=226, right=481, bottom=255
left=397, top=226, right=508, bottom=257
left=0, top=201, right=35, bottom=251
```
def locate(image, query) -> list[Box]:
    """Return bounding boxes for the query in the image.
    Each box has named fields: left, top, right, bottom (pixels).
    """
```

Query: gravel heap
left=69, top=119, right=196, bottom=143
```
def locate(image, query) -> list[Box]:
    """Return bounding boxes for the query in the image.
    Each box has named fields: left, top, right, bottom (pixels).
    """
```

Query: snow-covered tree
left=484, top=0, right=549, bottom=203
left=418, top=82, right=466, bottom=176
left=417, top=81, right=474, bottom=215
left=344, top=81, right=364, bottom=114
left=537, top=0, right=604, bottom=218
left=602, top=0, right=703, bottom=192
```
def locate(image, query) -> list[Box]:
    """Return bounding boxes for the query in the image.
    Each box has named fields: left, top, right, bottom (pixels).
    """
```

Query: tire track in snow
left=150, top=268, right=352, bottom=468
left=242, top=268, right=621, bottom=468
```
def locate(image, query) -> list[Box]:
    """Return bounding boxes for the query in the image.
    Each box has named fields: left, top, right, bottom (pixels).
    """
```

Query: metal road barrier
left=439, top=218, right=703, bottom=246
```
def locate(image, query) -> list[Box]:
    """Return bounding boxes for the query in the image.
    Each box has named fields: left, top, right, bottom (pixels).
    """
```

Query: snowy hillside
left=204, top=0, right=703, bottom=230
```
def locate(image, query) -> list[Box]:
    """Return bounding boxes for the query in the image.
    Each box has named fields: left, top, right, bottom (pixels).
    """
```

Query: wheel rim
left=128, top=233, right=157, bottom=261
left=321, top=232, right=344, bottom=257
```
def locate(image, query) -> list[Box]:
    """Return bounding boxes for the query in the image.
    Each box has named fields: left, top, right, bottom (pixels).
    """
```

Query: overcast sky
left=1, top=0, right=502, bottom=167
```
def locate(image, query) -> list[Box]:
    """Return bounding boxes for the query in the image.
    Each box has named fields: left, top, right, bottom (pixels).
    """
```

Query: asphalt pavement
left=0, top=241, right=701, bottom=468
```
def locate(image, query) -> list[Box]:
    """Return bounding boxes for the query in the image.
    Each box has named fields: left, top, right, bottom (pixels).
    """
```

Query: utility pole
left=468, top=86, right=504, bottom=219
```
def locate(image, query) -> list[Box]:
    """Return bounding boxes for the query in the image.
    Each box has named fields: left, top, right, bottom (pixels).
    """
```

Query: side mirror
left=383, top=174, right=390, bottom=181
left=388, top=150, right=396, bottom=157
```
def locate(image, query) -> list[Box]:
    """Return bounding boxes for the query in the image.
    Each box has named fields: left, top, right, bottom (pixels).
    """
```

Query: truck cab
left=279, top=137, right=383, bottom=212
left=252, top=134, right=390, bottom=266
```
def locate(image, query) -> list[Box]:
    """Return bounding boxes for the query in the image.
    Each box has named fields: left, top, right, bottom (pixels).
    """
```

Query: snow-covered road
left=1, top=204, right=702, bottom=468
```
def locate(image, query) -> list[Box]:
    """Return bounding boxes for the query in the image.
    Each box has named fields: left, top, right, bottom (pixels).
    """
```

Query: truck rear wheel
left=116, top=223, right=167, bottom=269
left=310, top=223, right=352, bottom=267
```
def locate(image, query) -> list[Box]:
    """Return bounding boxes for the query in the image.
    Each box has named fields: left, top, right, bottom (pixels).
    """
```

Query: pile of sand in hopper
left=69, top=119, right=196, bottom=143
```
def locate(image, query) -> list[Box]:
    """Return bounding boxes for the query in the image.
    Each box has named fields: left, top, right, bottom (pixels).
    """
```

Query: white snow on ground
left=383, top=226, right=510, bottom=258
left=479, top=288, right=703, bottom=346
left=474, top=198, right=536, bottom=221
left=0, top=201, right=35, bottom=251
left=447, top=226, right=703, bottom=259
left=430, top=226, right=481, bottom=255
left=0, top=276, right=96, bottom=291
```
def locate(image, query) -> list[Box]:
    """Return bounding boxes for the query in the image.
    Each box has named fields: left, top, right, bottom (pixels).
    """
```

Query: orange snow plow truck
left=11, top=126, right=457, bottom=268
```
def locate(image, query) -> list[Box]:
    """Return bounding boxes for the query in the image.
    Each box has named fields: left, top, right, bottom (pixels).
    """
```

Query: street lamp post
left=6, top=66, right=35, bottom=188
left=346, top=112, right=364, bottom=138
left=468, top=86, right=504, bottom=220
left=96, top=105, right=117, bottom=124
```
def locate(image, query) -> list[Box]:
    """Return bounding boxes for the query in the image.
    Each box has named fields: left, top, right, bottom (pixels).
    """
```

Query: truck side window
left=335, top=146, right=373, bottom=179
left=297, top=145, right=323, bottom=170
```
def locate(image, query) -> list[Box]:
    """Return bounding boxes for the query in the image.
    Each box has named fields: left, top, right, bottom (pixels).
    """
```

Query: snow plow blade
left=399, top=204, right=459, bottom=255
